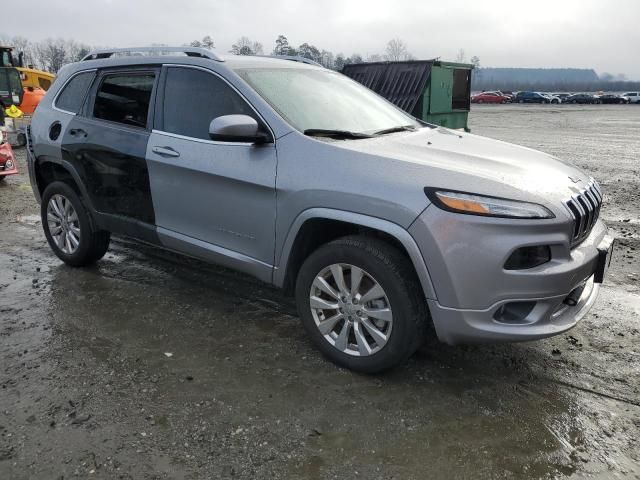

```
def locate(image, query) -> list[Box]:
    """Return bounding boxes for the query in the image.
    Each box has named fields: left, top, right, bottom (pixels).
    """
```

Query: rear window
left=55, top=71, right=95, bottom=113
left=93, top=73, right=155, bottom=128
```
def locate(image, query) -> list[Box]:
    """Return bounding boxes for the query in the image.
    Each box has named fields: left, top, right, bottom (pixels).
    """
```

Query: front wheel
left=41, top=181, right=111, bottom=267
left=295, top=236, right=428, bottom=373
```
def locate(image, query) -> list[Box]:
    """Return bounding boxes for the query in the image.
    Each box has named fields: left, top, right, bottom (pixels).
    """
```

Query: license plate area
left=594, top=235, right=614, bottom=283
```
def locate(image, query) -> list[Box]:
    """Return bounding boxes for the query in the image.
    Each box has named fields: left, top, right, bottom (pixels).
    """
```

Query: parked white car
left=622, top=92, right=640, bottom=104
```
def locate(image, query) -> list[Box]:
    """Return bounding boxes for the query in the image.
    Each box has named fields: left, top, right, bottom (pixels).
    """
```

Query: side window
left=93, top=73, right=155, bottom=128
left=162, top=67, right=258, bottom=140
left=38, top=77, right=52, bottom=91
left=55, top=71, right=95, bottom=114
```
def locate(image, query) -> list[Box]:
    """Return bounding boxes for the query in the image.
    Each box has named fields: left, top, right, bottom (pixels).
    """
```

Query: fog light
left=5, top=159, right=13, bottom=169
left=494, top=301, right=537, bottom=324
left=504, top=245, right=551, bottom=270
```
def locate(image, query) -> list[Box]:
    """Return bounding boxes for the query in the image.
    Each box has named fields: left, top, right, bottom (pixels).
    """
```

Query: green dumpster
left=341, top=60, right=473, bottom=131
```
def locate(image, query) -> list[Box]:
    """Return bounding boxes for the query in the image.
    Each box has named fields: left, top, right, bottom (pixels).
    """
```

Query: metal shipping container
left=342, top=60, right=473, bottom=131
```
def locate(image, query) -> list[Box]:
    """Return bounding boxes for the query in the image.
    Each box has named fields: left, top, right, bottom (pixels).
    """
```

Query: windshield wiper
left=373, top=125, right=418, bottom=136
left=304, top=129, right=373, bottom=139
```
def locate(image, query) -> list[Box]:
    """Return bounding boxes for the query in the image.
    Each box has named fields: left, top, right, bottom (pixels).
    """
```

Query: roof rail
left=264, top=55, right=323, bottom=67
left=81, top=46, right=224, bottom=62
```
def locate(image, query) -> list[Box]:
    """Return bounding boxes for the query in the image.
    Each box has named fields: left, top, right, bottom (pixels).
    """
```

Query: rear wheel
left=41, top=181, right=110, bottom=267
left=295, top=236, right=427, bottom=373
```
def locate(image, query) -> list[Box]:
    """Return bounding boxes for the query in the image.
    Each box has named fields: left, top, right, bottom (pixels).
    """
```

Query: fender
left=273, top=207, right=437, bottom=300
left=32, top=156, right=96, bottom=212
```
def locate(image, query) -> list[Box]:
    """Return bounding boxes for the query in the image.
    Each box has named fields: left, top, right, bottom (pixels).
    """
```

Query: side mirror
left=208, top=114, right=270, bottom=144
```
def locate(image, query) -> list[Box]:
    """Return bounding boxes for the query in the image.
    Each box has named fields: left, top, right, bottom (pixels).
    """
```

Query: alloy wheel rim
left=47, top=194, right=81, bottom=254
left=309, top=263, right=393, bottom=357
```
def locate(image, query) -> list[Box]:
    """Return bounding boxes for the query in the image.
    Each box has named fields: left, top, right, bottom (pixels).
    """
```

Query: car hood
left=331, top=127, right=593, bottom=208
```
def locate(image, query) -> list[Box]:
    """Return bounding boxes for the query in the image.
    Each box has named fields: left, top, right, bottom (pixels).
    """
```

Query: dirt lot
left=1, top=104, right=639, bottom=479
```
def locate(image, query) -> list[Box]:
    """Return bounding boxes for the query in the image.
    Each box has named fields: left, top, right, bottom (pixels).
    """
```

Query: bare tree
left=230, top=37, right=263, bottom=56
left=319, top=50, right=334, bottom=69
left=35, top=39, right=68, bottom=73
left=470, top=56, right=480, bottom=68
left=385, top=38, right=411, bottom=61
left=455, top=48, right=466, bottom=63
left=66, top=40, right=91, bottom=62
left=190, top=35, right=215, bottom=49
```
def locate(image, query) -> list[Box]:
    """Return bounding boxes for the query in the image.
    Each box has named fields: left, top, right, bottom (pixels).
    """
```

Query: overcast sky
left=3, top=0, right=639, bottom=79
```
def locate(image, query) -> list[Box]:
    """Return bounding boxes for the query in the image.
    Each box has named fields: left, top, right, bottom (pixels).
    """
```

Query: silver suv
left=27, top=47, right=613, bottom=372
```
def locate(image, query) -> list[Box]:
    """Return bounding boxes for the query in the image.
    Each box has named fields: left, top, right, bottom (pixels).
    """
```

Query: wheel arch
left=274, top=208, right=437, bottom=300
left=34, top=157, right=96, bottom=213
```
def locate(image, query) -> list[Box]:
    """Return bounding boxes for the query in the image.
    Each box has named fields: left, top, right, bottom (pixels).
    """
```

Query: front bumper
left=427, top=276, right=600, bottom=344
left=409, top=205, right=609, bottom=344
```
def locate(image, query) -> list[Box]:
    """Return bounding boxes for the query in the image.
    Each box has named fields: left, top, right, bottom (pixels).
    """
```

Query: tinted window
left=162, top=67, right=257, bottom=140
left=93, top=73, right=155, bottom=128
left=38, top=77, right=52, bottom=91
left=55, top=71, right=95, bottom=113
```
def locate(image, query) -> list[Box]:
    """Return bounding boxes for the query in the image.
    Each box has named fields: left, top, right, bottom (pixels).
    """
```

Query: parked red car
left=0, top=131, right=18, bottom=181
left=471, top=91, right=509, bottom=104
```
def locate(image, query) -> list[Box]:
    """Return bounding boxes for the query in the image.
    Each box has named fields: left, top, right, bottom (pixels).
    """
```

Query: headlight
left=425, top=189, right=554, bottom=219
left=5, top=159, right=14, bottom=169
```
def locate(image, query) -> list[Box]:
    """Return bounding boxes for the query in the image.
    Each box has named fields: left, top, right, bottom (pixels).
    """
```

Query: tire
left=16, top=133, right=26, bottom=148
left=518, top=99, right=524, bottom=104
left=41, top=181, right=110, bottom=267
left=295, top=235, right=428, bottom=373
left=477, top=99, right=484, bottom=104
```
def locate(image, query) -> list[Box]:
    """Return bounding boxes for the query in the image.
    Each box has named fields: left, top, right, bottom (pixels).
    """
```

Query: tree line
left=0, top=35, right=91, bottom=73
left=0, top=33, right=424, bottom=73
left=3, top=33, right=638, bottom=92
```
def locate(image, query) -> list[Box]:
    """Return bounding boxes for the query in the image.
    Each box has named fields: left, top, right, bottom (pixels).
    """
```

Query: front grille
left=564, top=180, right=602, bottom=246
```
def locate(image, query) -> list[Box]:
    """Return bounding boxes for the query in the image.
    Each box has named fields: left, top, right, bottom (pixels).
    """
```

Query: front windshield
left=235, top=67, right=422, bottom=134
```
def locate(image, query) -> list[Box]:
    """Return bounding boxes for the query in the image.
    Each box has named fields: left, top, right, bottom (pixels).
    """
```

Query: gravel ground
left=0, top=104, right=638, bottom=479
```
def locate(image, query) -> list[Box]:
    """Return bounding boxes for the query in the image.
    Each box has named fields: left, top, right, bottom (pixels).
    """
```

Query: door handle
left=69, top=128, right=87, bottom=137
left=152, top=146, right=180, bottom=158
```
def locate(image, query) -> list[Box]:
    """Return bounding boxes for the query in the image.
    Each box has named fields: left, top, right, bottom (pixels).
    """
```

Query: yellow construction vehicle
left=18, top=66, right=55, bottom=91
left=1, top=45, right=54, bottom=115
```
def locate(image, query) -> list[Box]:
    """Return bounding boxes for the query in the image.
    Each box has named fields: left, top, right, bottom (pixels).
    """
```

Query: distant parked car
left=622, top=92, right=640, bottom=104
left=542, top=93, right=561, bottom=104
left=496, top=91, right=515, bottom=102
left=471, top=92, right=508, bottom=104
left=514, top=91, right=551, bottom=104
left=553, top=93, right=571, bottom=102
left=599, top=94, right=629, bottom=104
left=565, top=93, right=598, bottom=104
